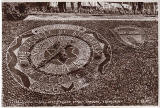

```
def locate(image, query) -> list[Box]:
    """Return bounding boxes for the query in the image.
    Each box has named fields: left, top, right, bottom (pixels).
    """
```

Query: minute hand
left=36, top=45, right=65, bottom=69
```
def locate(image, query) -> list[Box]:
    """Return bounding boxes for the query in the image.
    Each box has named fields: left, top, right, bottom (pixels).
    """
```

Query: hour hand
left=36, top=44, right=67, bottom=69
left=36, top=47, right=62, bottom=69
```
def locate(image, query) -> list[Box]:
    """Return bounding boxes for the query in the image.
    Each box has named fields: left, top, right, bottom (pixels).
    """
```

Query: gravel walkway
left=24, top=13, right=158, bottom=21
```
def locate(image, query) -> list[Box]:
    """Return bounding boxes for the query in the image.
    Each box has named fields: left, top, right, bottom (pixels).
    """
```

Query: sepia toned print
left=2, top=2, right=158, bottom=106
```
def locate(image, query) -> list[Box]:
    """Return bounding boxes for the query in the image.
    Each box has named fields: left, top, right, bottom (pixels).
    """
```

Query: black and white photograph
left=1, top=0, right=158, bottom=107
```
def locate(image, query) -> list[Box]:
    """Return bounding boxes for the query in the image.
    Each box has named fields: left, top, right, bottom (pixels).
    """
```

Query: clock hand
left=36, top=45, right=66, bottom=69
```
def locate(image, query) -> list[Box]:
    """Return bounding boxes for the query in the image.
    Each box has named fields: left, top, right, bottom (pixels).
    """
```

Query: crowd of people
left=57, top=2, right=81, bottom=12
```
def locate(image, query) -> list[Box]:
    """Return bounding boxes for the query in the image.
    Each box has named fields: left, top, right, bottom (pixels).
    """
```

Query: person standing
left=71, top=2, right=74, bottom=12
left=132, top=2, right=136, bottom=14
left=63, top=2, right=67, bottom=12
left=137, top=2, right=143, bottom=14
left=58, top=2, right=63, bottom=12
left=58, top=2, right=67, bottom=12
left=77, top=2, right=81, bottom=13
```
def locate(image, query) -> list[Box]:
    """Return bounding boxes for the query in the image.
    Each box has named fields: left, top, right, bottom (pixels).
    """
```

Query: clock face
left=7, top=24, right=112, bottom=94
